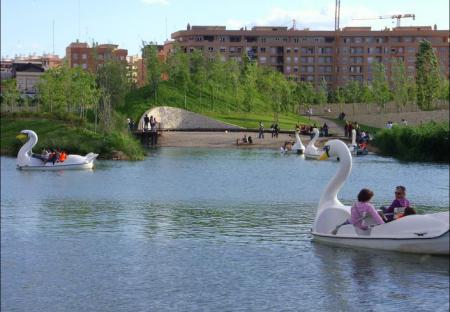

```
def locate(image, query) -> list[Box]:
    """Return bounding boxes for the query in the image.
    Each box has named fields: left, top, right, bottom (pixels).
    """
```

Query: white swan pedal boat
left=280, top=130, right=305, bottom=154
left=311, top=139, right=449, bottom=255
left=16, top=130, right=98, bottom=170
left=304, top=128, right=320, bottom=159
left=348, top=129, right=368, bottom=156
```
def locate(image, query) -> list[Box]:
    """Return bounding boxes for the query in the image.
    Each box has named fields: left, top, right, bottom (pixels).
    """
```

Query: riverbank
left=1, top=114, right=146, bottom=160
left=156, top=130, right=354, bottom=150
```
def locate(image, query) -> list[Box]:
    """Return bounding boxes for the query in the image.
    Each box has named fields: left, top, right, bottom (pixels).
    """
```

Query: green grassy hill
left=121, top=82, right=313, bottom=129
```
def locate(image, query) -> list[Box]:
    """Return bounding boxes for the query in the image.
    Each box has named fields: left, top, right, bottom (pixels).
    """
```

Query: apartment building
left=66, top=41, right=128, bottom=72
left=169, top=25, right=449, bottom=88
left=126, top=55, right=146, bottom=87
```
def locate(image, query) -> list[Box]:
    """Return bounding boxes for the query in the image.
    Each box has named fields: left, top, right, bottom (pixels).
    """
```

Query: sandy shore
left=157, top=131, right=344, bottom=149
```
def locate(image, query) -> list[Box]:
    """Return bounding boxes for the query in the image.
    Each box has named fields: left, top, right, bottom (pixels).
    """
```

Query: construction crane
left=352, top=14, right=415, bottom=27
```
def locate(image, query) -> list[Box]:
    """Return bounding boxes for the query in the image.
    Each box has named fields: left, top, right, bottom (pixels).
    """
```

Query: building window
left=259, top=56, right=267, bottom=64
left=82, top=63, right=87, bottom=69
left=73, top=53, right=78, bottom=60
left=301, top=47, right=315, bottom=55
left=286, top=47, right=291, bottom=53
left=286, top=56, right=291, bottom=63
left=260, top=47, right=266, bottom=53
left=82, top=53, right=87, bottom=59
left=294, top=48, right=299, bottom=53
left=294, top=57, right=298, bottom=64
left=208, top=47, right=214, bottom=52
left=220, top=47, right=227, bottom=53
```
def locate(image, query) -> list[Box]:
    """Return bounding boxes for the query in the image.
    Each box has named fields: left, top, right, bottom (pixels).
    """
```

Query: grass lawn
left=204, top=112, right=314, bottom=130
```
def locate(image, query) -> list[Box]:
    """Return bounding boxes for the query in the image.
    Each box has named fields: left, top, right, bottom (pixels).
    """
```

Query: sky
left=1, top=0, right=449, bottom=58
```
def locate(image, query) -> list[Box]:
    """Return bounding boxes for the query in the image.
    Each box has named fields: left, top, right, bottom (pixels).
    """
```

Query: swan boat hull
left=312, top=231, right=449, bottom=255
left=17, top=161, right=96, bottom=170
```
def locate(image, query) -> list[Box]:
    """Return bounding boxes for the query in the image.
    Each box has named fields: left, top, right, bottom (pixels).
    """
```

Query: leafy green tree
left=96, top=58, right=129, bottom=109
left=391, top=58, right=410, bottom=112
left=315, top=78, right=328, bottom=107
left=416, top=40, right=441, bottom=110
left=142, top=42, right=163, bottom=103
left=371, top=62, right=390, bottom=112
left=1, top=79, right=20, bottom=112
left=241, top=61, right=258, bottom=112
left=167, top=49, right=190, bottom=108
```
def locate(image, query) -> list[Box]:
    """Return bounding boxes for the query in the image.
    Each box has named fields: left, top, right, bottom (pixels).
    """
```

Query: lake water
left=1, top=149, right=449, bottom=312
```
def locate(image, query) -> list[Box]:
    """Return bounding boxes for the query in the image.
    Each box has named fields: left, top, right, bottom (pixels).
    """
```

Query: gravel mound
left=137, top=106, right=242, bottom=130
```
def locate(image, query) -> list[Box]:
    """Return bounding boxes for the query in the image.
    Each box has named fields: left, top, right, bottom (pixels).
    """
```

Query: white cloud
left=141, top=0, right=169, bottom=5
left=225, top=4, right=383, bottom=31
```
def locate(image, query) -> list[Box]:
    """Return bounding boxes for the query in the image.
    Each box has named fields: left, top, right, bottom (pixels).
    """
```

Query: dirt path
left=309, top=116, right=344, bottom=137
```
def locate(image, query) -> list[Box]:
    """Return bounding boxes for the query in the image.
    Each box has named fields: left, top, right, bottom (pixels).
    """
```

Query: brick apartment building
left=66, top=41, right=128, bottom=72
left=169, top=25, right=450, bottom=88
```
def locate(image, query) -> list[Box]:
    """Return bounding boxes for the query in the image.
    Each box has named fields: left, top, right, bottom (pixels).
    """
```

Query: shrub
left=374, top=122, right=449, bottom=162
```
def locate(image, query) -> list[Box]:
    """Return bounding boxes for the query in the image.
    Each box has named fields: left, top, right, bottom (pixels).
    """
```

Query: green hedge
left=374, top=122, right=449, bottom=162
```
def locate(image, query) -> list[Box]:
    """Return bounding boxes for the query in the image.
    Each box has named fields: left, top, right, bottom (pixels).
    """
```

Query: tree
left=1, top=79, right=20, bottom=112
left=96, top=58, right=130, bottom=109
left=37, top=65, right=98, bottom=118
left=391, top=58, right=410, bottom=112
left=142, top=42, right=163, bottom=103
left=416, top=40, right=442, bottom=110
left=371, top=62, right=390, bottom=112
left=167, top=49, right=191, bottom=108
left=241, top=61, right=258, bottom=112
left=342, top=80, right=363, bottom=115
left=315, top=78, right=328, bottom=108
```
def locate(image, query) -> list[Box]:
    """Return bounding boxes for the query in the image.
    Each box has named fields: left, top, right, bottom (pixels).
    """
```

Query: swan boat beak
left=16, top=133, right=27, bottom=141
left=319, top=146, right=330, bottom=160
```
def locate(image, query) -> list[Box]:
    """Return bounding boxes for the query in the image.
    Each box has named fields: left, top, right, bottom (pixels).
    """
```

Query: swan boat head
left=292, top=130, right=305, bottom=153
left=305, top=128, right=320, bottom=157
left=313, top=139, right=352, bottom=233
left=16, top=130, right=38, bottom=167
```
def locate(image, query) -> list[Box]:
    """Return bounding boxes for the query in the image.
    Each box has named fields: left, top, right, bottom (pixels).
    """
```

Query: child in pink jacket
left=351, top=188, right=385, bottom=230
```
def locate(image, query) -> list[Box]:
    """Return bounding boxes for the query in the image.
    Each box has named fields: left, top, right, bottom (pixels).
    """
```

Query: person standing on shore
left=144, top=114, right=150, bottom=132
left=258, top=122, right=264, bottom=139
left=150, top=117, right=158, bottom=146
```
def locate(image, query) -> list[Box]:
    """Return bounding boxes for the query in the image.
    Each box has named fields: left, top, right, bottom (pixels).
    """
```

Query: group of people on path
left=32, top=148, right=68, bottom=165
left=348, top=185, right=416, bottom=231
left=143, top=114, right=158, bottom=146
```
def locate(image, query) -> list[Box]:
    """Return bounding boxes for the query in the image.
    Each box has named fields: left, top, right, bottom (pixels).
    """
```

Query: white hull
left=312, top=231, right=449, bottom=255
left=305, top=153, right=320, bottom=159
left=18, top=161, right=95, bottom=170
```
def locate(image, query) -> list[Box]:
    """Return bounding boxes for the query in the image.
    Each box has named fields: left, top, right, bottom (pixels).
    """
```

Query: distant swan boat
left=16, top=130, right=98, bottom=170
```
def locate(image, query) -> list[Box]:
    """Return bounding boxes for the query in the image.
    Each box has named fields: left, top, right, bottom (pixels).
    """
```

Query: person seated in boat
left=44, top=149, right=57, bottom=165
left=32, top=148, right=50, bottom=162
left=247, top=136, right=253, bottom=144
left=381, top=186, right=415, bottom=222
left=350, top=188, right=385, bottom=230
left=59, top=151, right=67, bottom=162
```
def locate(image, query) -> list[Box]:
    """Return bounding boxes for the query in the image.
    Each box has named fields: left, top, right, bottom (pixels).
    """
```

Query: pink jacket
left=351, top=202, right=385, bottom=230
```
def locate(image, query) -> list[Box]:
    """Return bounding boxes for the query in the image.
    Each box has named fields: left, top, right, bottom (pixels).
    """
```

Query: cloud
left=141, top=0, right=169, bottom=5
left=225, top=4, right=382, bottom=31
